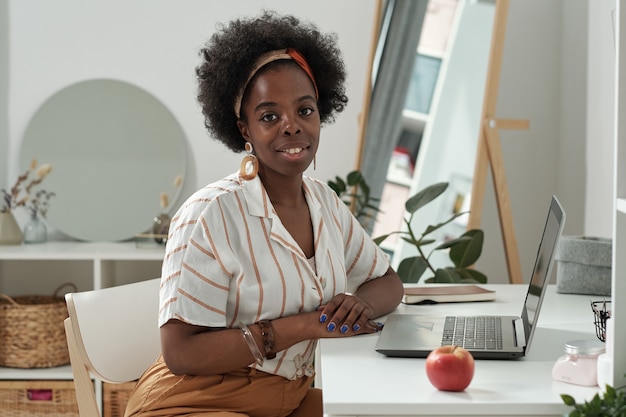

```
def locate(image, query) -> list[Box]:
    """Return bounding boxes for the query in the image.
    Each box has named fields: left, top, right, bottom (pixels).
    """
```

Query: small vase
left=23, top=215, right=47, bottom=244
left=152, top=213, right=171, bottom=244
left=0, top=211, right=24, bottom=245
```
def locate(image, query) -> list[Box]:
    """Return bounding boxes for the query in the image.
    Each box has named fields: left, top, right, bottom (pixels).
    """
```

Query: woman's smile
left=282, top=147, right=304, bottom=154
left=278, top=143, right=310, bottom=159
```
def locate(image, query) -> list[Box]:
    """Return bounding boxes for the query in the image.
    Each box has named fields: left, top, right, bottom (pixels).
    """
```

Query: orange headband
left=234, top=48, right=319, bottom=118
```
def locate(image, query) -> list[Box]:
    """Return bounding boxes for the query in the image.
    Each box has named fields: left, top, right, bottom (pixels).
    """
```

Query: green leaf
left=360, top=180, right=371, bottom=197
left=432, top=267, right=461, bottom=283
left=588, top=393, right=603, bottom=411
left=401, top=236, right=435, bottom=247
left=373, top=234, right=392, bottom=245
left=606, top=384, right=616, bottom=399
left=346, top=170, right=363, bottom=186
left=365, top=203, right=382, bottom=212
left=405, top=182, right=448, bottom=214
left=423, top=211, right=468, bottom=235
left=435, top=236, right=471, bottom=250
left=397, top=256, right=428, bottom=283
left=449, top=229, right=484, bottom=267
left=561, top=394, right=577, bottom=407
left=457, top=268, right=488, bottom=284
left=327, top=181, right=340, bottom=196
left=329, top=177, right=347, bottom=195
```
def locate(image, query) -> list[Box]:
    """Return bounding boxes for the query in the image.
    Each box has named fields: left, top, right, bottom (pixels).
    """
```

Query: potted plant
left=329, top=172, right=486, bottom=284
left=561, top=384, right=626, bottom=416
left=373, top=182, right=486, bottom=284
left=328, top=170, right=381, bottom=231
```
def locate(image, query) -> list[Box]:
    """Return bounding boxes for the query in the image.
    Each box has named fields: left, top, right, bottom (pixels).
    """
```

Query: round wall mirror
left=20, top=79, right=187, bottom=242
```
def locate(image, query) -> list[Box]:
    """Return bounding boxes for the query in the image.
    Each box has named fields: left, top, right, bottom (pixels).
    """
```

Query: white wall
left=479, top=0, right=566, bottom=282
left=0, top=0, right=615, bottom=286
left=586, top=0, right=616, bottom=238
left=0, top=0, right=7, bottom=192
left=2, top=0, right=378, bottom=229
left=476, top=0, right=613, bottom=285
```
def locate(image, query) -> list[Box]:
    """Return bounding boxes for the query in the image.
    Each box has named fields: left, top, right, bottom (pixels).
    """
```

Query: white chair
left=64, top=278, right=161, bottom=417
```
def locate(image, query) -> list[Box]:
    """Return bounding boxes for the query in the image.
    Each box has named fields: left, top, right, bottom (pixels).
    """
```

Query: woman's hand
left=317, top=267, right=404, bottom=337
left=318, top=293, right=382, bottom=336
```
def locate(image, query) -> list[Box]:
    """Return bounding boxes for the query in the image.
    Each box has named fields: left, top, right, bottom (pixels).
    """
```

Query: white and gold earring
left=240, top=142, right=258, bottom=180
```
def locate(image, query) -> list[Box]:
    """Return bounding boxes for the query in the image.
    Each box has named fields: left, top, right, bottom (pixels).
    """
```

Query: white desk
left=318, top=285, right=604, bottom=417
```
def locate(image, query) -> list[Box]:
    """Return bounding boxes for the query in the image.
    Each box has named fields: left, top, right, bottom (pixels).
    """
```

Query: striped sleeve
left=159, top=181, right=237, bottom=328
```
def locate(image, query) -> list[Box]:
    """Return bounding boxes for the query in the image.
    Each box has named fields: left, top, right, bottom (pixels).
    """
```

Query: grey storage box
left=555, top=236, right=612, bottom=296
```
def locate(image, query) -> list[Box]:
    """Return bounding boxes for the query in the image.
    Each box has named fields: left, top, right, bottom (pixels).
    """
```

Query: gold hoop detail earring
left=240, top=142, right=258, bottom=180
left=313, top=154, right=317, bottom=170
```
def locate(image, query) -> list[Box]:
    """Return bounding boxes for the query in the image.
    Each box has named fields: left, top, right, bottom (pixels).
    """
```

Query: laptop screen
left=521, top=196, right=566, bottom=346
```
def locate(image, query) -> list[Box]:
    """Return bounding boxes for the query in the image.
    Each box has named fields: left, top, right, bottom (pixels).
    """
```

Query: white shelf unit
left=612, top=0, right=626, bottom=390
left=0, top=241, right=165, bottom=412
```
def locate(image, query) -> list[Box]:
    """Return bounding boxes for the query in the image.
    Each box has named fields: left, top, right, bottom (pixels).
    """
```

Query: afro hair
left=195, top=10, right=348, bottom=152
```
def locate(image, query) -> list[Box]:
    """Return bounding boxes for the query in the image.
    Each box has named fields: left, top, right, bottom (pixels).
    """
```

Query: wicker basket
left=0, top=283, right=76, bottom=368
left=0, top=380, right=79, bottom=417
left=103, top=381, right=137, bottom=417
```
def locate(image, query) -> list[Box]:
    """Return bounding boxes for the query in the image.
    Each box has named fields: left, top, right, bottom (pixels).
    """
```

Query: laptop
left=375, top=196, right=566, bottom=359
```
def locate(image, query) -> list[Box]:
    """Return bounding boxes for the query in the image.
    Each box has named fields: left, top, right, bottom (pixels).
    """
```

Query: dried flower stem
left=1, top=159, right=54, bottom=214
left=159, top=174, right=183, bottom=211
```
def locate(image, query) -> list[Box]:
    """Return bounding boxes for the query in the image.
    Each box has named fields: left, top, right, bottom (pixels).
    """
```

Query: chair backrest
left=64, top=278, right=161, bottom=417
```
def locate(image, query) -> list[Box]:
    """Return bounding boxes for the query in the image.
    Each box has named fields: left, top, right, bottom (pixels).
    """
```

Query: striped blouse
left=159, top=172, right=390, bottom=380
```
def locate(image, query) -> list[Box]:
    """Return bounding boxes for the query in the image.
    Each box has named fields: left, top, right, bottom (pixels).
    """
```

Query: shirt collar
left=240, top=175, right=322, bottom=218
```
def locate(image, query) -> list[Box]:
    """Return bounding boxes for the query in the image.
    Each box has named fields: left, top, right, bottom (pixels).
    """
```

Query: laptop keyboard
left=442, top=316, right=503, bottom=350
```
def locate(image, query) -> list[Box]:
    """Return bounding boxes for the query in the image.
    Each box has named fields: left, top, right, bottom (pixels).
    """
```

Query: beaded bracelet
left=238, top=322, right=264, bottom=366
left=258, top=319, right=277, bottom=360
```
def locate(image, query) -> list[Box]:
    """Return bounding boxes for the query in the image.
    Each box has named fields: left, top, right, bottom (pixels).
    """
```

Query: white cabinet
left=0, top=242, right=164, bottom=411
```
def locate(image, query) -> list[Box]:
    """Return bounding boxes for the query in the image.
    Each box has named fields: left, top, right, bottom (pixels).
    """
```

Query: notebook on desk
left=375, top=196, right=566, bottom=359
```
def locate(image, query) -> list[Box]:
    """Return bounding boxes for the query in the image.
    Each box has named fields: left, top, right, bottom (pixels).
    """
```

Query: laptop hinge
left=514, top=318, right=527, bottom=347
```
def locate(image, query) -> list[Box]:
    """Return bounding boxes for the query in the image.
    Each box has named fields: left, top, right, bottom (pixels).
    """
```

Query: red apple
left=425, top=345, right=475, bottom=391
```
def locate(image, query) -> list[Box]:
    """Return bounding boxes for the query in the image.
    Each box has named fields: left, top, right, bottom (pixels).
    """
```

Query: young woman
left=125, top=11, right=404, bottom=417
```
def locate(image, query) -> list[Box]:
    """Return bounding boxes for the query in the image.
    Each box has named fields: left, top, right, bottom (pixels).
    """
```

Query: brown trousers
left=124, top=356, right=322, bottom=417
